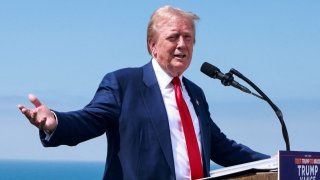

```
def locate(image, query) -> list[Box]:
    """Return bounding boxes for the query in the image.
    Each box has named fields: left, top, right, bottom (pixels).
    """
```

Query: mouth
left=174, top=54, right=187, bottom=59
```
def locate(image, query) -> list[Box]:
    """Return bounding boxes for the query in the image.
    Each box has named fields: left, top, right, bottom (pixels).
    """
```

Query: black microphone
left=200, top=62, right=251, bottom=94
left=201, top=62, right=291, bottom=150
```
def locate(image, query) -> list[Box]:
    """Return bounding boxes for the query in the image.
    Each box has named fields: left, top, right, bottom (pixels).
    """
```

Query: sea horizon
left=0, top=160, right=105, bottom=180
left=0, top=159, right=221, bottom=179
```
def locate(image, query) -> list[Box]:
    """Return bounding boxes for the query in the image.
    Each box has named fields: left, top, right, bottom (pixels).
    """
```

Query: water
left=0, top=160, right=221, bottom=179
left=0, top=160, right=105, bottom=180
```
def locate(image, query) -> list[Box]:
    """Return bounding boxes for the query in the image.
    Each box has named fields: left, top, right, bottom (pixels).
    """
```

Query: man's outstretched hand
left=18, top=94, right=57, bottom=133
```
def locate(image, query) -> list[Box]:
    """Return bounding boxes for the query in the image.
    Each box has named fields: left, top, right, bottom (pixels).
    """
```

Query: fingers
left=18, top=104, right=33, bottom=119
left=18, top=94, right=53, bottom=131
left=18, top=104, right=39, bottom=125
left=18, top=105, right=46, bottom=129
left=17, top=104, right=25, bottom=112
left=28, top=94, right=42, bottom=108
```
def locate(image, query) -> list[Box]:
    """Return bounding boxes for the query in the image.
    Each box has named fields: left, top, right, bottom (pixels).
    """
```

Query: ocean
left=0, top=160, right=220, bottom=179
left=0, top=160, right=105, bottom=180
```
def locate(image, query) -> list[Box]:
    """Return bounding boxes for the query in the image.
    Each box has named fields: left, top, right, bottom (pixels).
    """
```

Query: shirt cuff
left=43, top=111, right=58, bottom=141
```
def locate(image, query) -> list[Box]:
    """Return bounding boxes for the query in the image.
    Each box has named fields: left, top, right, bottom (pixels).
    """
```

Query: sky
left=1, top=1, right=319, bottom=163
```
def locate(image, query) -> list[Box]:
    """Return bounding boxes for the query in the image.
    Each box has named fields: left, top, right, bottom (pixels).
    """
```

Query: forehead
left=156, top=17, right=194, bottom=35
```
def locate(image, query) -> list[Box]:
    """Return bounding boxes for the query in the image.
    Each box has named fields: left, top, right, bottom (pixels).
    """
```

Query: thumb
left=28, top=94, right=42, bottom=108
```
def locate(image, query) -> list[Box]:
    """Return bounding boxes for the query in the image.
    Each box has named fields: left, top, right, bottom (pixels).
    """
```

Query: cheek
left=187, top=44, right=194, bottom=53
left=160, top=46, right=174, bottom=59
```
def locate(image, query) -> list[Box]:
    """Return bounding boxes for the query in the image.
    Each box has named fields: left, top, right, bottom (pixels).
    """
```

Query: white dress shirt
left=152, top=59, right=202, bottom=180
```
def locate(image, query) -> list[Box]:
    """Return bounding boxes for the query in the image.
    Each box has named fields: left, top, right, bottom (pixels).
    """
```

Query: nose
left=177, top=36, right=186, bottom=49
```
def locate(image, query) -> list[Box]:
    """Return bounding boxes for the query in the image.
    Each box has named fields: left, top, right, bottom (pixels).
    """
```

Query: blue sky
left=1, top=1, right=319, bottom=162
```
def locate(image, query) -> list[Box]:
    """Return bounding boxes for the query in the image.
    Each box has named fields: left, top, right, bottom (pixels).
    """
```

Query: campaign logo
left=279, top=151, right=320, bottom=180
left=295, top=158, right=319, bottom=180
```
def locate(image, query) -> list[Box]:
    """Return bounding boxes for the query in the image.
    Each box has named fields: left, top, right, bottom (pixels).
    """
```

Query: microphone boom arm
left=229, top=68, right=291, bottom=151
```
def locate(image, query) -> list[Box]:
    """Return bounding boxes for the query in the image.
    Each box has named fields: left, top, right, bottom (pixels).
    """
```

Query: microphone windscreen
left=200, top=62, right=220, bottom=78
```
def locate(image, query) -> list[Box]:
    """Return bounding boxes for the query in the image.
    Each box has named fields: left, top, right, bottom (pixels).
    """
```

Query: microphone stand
left=223, top=68, right=291, bottom=151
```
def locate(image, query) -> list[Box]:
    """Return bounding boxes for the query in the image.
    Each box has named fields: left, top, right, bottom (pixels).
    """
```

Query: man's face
left=149, top=17, right=195, bottom=77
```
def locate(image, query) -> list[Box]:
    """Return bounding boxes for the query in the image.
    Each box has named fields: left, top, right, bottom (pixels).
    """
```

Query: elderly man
left=18, top=6, right=269, bottom=180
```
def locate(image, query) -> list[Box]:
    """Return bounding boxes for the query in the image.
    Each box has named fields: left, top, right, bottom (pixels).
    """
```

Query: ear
left=151, top=46, right=156, bottom=55
left=148, top=39, right=157, bottom=55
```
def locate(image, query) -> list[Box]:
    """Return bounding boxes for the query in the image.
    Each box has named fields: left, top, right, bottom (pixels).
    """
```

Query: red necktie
left=172, top=77, right=204, bottom=180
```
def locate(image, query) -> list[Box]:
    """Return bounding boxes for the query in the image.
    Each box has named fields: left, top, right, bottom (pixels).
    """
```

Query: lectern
left=203, top=151, right=320, bottom=180
left=209, top=171, right=277, bottom=180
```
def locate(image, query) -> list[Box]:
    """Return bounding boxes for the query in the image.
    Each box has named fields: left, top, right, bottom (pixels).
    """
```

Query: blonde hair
left=147, top=6, right=200, bottom=55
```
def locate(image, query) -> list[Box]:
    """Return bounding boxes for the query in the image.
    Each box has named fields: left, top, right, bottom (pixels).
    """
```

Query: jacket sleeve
left=40, top=72, right=121, bottom=147
left=209, top=119, right=270, bottom=166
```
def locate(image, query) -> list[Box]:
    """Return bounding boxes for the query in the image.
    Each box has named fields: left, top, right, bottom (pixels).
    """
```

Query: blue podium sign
left=279, top=150, right=320, bottom=180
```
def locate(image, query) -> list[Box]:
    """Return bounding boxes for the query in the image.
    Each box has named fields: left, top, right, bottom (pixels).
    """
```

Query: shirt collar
left=152, top=58, right=183, bottom=89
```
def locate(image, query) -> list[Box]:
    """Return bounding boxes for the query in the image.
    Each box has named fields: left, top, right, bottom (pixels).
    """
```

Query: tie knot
left=172, top=77, right=181, bottom=87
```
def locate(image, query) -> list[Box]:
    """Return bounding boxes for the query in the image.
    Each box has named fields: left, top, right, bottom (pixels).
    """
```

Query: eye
left=184, top=35, right=192, bottom=42
left=167, top=36, right=178, bottom=42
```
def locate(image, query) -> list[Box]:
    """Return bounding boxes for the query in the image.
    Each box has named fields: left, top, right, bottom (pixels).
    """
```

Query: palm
left=18, top=94, right=57, bottom=132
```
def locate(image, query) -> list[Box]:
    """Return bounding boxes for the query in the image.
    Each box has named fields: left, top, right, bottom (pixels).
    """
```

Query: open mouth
left=174, top=54, right=186, bottom=59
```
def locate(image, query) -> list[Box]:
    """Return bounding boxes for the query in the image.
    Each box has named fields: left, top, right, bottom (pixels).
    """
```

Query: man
left=18, top=6, right=269, bottom=180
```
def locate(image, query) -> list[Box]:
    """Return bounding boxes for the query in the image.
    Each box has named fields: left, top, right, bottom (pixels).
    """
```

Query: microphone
left=200, top=62, right=251, bottom=94
left=201, top=61, right=291, bottom=150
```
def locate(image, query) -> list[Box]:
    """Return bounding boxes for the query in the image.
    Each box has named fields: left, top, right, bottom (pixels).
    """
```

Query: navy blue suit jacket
left=41, top=61, right=269, bottom=179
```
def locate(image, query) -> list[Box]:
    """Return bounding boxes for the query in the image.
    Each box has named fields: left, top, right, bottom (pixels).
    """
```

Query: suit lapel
left=140, top=62, right=175, bottom=175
